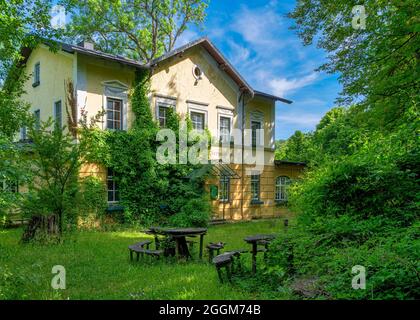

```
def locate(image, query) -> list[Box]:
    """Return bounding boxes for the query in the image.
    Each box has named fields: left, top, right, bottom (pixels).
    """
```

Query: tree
left=20, top=108, right=106, bottom=241
left=63, top=0, right=209, bottom=62
left=0, top=0, right=63, bottom=136
left=289, top=0, right=419, bottom=128
left=275, top=130, right=310, bottom=163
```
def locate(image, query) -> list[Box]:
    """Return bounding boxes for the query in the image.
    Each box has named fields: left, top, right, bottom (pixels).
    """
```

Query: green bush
left=266, top=126, right=420, bottom=299
left=169, top=197, right=211, bottom=228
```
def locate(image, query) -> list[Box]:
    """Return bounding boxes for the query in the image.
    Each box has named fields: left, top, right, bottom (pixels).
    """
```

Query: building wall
left=150, top=46, right=276, bottom=151
left=206, top=163, right=305, bottom=220
left=21, top=45, right=74, bottom=133
left=20, top=44, right=300, bottom=222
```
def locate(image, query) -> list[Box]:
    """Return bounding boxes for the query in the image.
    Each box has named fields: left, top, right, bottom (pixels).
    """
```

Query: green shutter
left=210, top=185, right=218, bottom=200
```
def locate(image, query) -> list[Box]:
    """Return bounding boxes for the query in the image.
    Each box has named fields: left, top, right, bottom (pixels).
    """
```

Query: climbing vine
left=83, top=69, right=211, bottom=226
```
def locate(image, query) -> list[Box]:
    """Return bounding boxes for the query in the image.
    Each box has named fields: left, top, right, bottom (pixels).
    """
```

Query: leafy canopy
left=63, top=0, right=209, bottom=62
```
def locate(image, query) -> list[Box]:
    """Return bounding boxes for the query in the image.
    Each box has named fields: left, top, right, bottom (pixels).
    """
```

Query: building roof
left=21, top=38, right=292, bottom=104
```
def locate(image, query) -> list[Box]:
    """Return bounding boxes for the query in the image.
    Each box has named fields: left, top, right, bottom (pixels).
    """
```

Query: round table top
left=244, top=234, right=276, bottom=243
left=149, top=227, right=207, bottom=236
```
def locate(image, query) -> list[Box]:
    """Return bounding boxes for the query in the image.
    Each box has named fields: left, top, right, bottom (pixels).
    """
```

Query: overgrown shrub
left=169, top=197, right=211, bottom=228
left=266, top=126, right=420, bottom=299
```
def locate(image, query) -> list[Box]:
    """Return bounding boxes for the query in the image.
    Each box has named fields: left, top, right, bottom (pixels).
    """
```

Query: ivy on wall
left=83, top=69, right=211, bottom=226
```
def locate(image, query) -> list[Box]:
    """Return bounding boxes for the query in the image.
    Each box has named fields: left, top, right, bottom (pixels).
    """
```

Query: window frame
left=251, top=120, right=262, bottom=148
left=275, top=176, right=291, bottom=202
left=155, top=96, right=176, bottom=128
left=219, top=115, right=232, bottom=144
left=251, top=173, right=261, bottom=201
left=219, top=175, right=230, bottom=202
left=106, top=97, right=123, bottom=130
left=107, top=168, right=119, bottom=203
left=34, top=109, right=41, bottom=131
left=189, top=110, right=206, bottom=131
left=54, top=100, right=62, bottom=129
left=33, top=62, right=40, bottom=87
left=20, top=126, right=27, bottom=141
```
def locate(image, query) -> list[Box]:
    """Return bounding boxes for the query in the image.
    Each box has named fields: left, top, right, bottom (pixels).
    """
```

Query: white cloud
left=231, top=5, right=284, bottom=50
left=277, top=111, right=322, bottom=127
left=268, top=73, right=319, bottom=97
left=227, top=40, right=251, bottom=65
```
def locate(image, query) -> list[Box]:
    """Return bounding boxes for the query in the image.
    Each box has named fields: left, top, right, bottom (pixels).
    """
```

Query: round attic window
left=193, top=65, right=202, bottom=80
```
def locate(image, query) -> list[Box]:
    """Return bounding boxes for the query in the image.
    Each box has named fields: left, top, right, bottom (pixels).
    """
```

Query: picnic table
left=244, top=234, right=276, bottom=274
left=148, top=227, right=207, bottom=259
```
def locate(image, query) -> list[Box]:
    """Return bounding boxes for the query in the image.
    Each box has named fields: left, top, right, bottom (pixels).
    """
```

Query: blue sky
left=178, top=0, right=342, bottom=140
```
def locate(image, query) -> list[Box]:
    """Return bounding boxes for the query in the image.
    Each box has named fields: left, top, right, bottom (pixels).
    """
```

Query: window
left=20, top=126, right=27, bottom=141
left=107, top=168, right=119, bottom=203
left=251, top=173, right=260, bottom=201
left=219, top=116, right=231, bottom=143
left=219, top=175, right=230, bottom=202
left=190, top=111, right=205, bottom=131
left=106, top=98, right=123, bottom=130
left=54, top=100, right=62, bottom=129
left=34, top=110, right=40, bottom=130
left=275, top=176, right=291, bottom=202
left=251, top=121, right=262, bottom=148
left=33, top=62, right=40, bottom=87
left=157, top=104, right=172, bottom=128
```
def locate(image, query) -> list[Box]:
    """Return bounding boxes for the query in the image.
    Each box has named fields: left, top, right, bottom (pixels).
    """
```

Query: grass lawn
left=0, top=219, right=290, bottom=300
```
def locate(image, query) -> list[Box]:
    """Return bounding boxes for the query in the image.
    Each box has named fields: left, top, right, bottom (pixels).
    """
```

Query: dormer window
left=33, top=62, right=40, bottom=87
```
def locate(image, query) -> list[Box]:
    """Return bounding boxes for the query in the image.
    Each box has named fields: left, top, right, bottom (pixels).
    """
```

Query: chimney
left=77, top=40, right=94, bottom=51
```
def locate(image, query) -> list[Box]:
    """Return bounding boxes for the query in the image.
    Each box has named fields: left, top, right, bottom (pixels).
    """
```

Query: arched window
left=275, top=176, right=291, bottom=201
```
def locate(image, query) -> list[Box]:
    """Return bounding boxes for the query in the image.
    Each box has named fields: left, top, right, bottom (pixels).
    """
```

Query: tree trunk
left=21, top=214, right=60, bottom=243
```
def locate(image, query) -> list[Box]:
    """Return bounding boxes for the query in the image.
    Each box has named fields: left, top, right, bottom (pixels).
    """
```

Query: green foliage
left=275, top=130, right=310, bottom=162
left=78, top=176, right=108, bottom=219
left=267, top=114, right=420, bottom=299
left=289, top=0, right=420, bottom=129
left=87, top=69, right=210, bottom=226
left=64, top=0, right=209, bottom=62
left=169, top=196, right=211, bottom=227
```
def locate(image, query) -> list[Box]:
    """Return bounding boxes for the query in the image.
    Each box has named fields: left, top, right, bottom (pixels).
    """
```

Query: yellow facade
left=21, top=40, right=304, bottom=221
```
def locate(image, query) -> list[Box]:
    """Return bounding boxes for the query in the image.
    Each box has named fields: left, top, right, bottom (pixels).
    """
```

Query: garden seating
left=206, top=242, right=225, bottom=263
left=212, top=250, right=245, bottom=283
left=129, top=240, right=161, bottom=261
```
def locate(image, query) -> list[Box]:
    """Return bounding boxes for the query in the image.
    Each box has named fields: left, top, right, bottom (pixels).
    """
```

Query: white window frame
left=187, top=101, right=208, bottom=132
left=20, top=126, right=27, bottom=141
left=250, top=110, right=264, bottom=147
left=219, top=175, right=230, bottom=202
left=107, top=168, right=119, bottom=203
left=53, top=100, right=62, bottom=129
left=106, top=97, right=124, bottom=130
left=275, top=176, right=291, bottom=201
left=34, top=109, right=41, bottom=130
left=155, top=96, right=176, bottom=128
left=102, top=80, right=128, bottom=131
left=217, top=107, right=233, bottom=144
left=33, top=62, right=40, bottom=86
left=251, top=173, right=261, bottom=201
